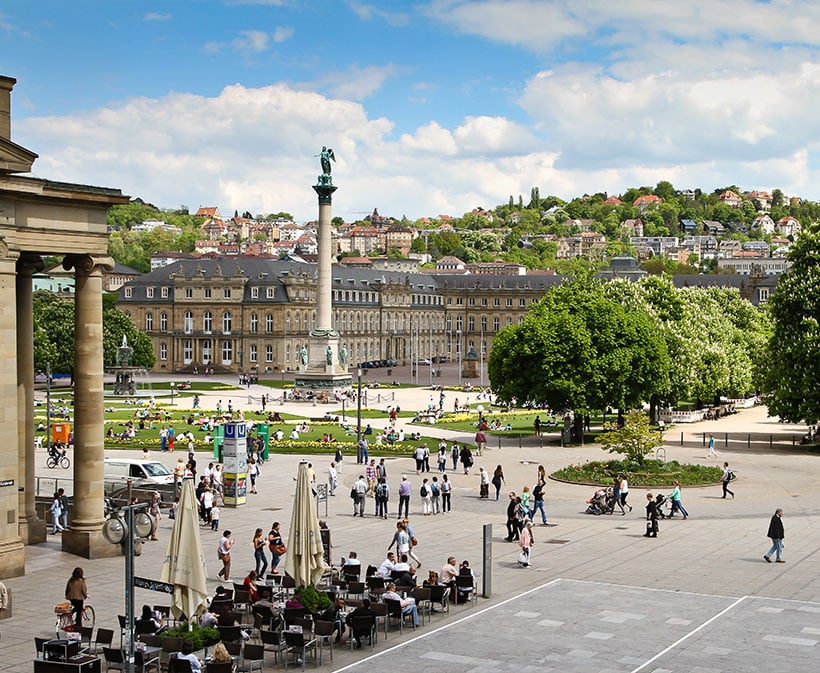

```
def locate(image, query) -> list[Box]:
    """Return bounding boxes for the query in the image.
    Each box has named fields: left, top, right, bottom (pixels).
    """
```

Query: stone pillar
left=315, top=200, right=334, bottom=331
left=16, top=254, right=46, bottom=544
left=0, top=239, right=25, bottom=577
left=61, top=254, right=118, bottom=558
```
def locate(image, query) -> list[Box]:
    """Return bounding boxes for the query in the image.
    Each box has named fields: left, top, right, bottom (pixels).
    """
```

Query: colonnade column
left=61, top=254, right=118, bottom=558
left=0, top=239, right=25, bottom=577
left=16, top=254, right=46, bottom=544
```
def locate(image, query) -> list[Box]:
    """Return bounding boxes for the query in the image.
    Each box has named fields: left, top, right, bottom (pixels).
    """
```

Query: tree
left=764, top=222, right=820, bottom=423
left=597, top=411, right=664, bottom=464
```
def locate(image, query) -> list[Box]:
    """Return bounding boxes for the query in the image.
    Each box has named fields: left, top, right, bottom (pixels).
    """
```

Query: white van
left=104, top=458, right=175, bottom=486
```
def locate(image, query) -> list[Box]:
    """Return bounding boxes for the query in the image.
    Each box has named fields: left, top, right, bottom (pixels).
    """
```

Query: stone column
left=315, top=199, right=334, bottom=331
left=0, top=239, right=25, bottom=577
left=16, top=254, right=46, bottom=544
left=61, top=254, right=119, bottom=558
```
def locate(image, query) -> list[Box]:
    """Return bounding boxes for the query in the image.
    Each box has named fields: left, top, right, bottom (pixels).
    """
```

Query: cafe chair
left=282, top=630, right=318, bottom=670
left=102, top=647, right=127, bottom=673
left=236, top=642, right=264, bottom=673
left=91, top=628, right=115, bottom=655
left=312, top=620, right=336, bottom=664
left=455, top=575, right=478, bottom=606
left=347, top=616, right=376, bottom=651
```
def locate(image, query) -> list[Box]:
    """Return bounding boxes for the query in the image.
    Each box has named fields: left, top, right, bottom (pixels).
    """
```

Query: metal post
left=481, top=523, right=492, bottom=598
left=342, top=397, right=346, bottom=422
left=46, top=361, right=52, bottom=454
left=356, top=368, right=363, bottom=463
left=125, top=481, right=135, bottom=673
left=457, top=330, right=462, bottom=386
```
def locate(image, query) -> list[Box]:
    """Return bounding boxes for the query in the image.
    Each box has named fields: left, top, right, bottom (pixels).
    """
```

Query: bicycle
left=46, top=447, right=71, bottom=470
left=54, top=602, right=95, bottom=635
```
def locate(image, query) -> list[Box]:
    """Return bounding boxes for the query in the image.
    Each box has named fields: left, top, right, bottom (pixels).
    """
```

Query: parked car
left=432, top=355, right=449, bottom=363
left=414, top=358, right=432, bottom=366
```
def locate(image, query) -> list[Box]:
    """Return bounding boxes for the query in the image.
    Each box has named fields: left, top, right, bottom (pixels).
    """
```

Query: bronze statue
left=319, top=146, right=335, bottom=177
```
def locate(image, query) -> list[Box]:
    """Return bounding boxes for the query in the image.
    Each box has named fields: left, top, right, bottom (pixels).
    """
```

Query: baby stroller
left=585, top=487, right=615, bottom=515
left=654, top=493, right=673, bottom=519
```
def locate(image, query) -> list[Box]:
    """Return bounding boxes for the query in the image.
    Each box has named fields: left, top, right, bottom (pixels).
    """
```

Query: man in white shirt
left=440, top=556, right=458, bottom=586
left=377, top=552, right=396, bottom=579
left=353, top=475, right=367, bottom=516
left=328, top=462, right=338, bottom=496
left=274, top=428, right=284, bottom=441
left=382, top=582, right=418, bottom=626
left=289, top=428, right=300, bottom=440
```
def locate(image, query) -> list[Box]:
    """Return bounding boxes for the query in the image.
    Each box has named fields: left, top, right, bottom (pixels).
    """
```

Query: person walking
left=413, top=446, right=426, bottom=474
left=504, top=492, right=518, bottom=541
left=669, top=480, right=689, bottom=519
left=451, top=443, right=459, bottom=471
left=365, top=459, right=378, bottom=496
left=612, top=476, right=625, bottom=514
left=530, top=478, right=548, bottom=524
left=352, top=474, right=367, bottom=517
left=253, top=528, right=268, bottom=577
left=764, top=508, right=785, bottom=563
left=328, top=461, right=338, bottom=496
left=397, top=475, right=411, bottom=519
left=50, top=491, right=65, bottom=534
left=644, top=493, right=659, bottom=538
left=65, top=567, right=89, bottom=629
left=475, top=429, right=487, bottom=456
left=58, top=488, right=69, bottom=531
left=459, top=444, right=473, bottom=475
left=375, top=477, right=389, bottom=518
left=491, top=465, right=505, bottom=501
left=217, top=530, right=234, bottom=581
left=247, top=457, right=259, bottom=494
left=334, top=444, right=344, bottom=474
left=721, top=462, right=735, bottom=498
left=267, top=522, right=284, bottom=574
left=707, top=433, right=717, bottom=458
left=420, top=478, right=433, bottom=515
left=519, top=520, right=533, bottom=567
left=437, top=444, right=447, bottom=472
left=479, top=467, right=490, bottom=499
left=148, top=491, right=161, bottom=540
left=440, top=474, right=451, bottom=513
left=619, top=474, right=633, bottom=512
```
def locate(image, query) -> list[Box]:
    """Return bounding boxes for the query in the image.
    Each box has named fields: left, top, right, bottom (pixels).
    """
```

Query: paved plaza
left=1, top=372, right=819, bottom=672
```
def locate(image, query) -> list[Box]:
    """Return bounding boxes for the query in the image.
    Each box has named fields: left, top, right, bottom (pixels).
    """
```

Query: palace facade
left=116, top=257, right=563, bottom=374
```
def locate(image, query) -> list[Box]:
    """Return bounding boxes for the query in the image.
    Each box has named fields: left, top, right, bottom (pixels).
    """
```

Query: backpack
left=420, top=484, right=428, bottom=497
left=431, top=482, right=440, bottom=496
left=376, top=483, right=387, bottom=499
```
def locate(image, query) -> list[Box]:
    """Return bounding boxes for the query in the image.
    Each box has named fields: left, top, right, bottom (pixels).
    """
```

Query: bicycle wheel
left=60, top=456, right=71, bottom=469
left=82, top=605, right=95, bottom=629
left=46, top=457, right=57, bottom=469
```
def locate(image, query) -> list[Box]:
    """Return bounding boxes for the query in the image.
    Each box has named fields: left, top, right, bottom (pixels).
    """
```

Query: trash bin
left=52, top=423, right=71, bottom=445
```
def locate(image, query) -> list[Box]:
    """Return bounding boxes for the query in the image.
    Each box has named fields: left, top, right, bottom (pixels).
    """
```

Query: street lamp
left=170, top=381, right=176, bottom=406
left=102, top=480, right=154, bottom=673
left=356, top=367, right=363, bottom=462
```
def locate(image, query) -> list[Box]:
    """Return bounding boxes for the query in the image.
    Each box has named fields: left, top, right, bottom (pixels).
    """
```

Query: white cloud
left=348, top=1, right=410, bottom=27
left=233, top=29, right=270, bottom=53
left=272, top=26, right=294, bottom=43
left=143, top=12, right=172, bottom=21
left=312, top=64, right=401, bottom=101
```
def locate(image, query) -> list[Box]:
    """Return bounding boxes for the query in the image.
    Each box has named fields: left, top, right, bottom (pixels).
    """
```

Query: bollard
left=748, top=434, right=751, bottom=449
left=497, top=436, right=501, bottom=450
left=724, top=433, right=728, bottom=448
left=681, top=432, right=684, bottom=446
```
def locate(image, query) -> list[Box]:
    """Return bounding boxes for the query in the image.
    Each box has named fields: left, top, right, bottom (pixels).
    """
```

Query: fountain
left=106, top=335, right=153, bottom=397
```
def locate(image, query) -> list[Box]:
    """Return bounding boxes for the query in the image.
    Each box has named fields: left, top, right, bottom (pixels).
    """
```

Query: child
left=210, top=504, right=220, bottom=531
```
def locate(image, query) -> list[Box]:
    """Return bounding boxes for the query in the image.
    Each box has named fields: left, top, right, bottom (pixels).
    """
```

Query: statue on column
left=339, top=344, right=348, bottom=367
left=317, top=146, right=336, bottom=186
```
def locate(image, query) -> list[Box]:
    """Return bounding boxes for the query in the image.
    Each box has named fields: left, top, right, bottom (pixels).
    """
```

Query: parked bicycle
left=54, top=602, right=95, bottom=635
left=46, top=444, right=70, bottom=469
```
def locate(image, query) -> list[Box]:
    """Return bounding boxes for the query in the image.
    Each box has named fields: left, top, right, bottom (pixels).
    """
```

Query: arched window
left=145, top=312, right=153, bottom=331
left=160, top=312, right=167, bottom=332
left=285, top=313, right=291, bottom=333
left=222, top=311, right=232, bottom=333
left=203, top=311, right=212, bottom=333
left=184, top=311, right=193, bottom=334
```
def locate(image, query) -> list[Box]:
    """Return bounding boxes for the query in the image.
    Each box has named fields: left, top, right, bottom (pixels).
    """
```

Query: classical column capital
left=62, top=254, right=115, bottom=275
left=16, top=253, right=44, bottom=276
left=0, top=236, right=20, bottom=263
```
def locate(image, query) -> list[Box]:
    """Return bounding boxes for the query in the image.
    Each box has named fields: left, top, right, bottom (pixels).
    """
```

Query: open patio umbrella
left=285, top=461, right=325, bottom=587
left=160, top=477, right=208, bottom=621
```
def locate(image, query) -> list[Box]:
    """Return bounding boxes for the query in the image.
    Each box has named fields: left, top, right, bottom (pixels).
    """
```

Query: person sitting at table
left=210, top=642, right=232, bottom=665
left=345, top=599, right=376, bottom=649
left=382, top=582, right=419, bottom=626
left=285, top=588, right=305, bottom=610
left=176, top=640, right=203, bottom=672
left=319, top=597, right=347, bottom=643
left=341, top=551, right=361, bottom=571
left=243, top=570, right=259, bottom=603
left=456, top=560, right=476, bottom=603
left=199, top=609, right=219, bottom=629
left=136, top=604, right=165, bottom=635
left=377, top=552, right=396, bottom=579
left=440, top=556, right=458, bottom=590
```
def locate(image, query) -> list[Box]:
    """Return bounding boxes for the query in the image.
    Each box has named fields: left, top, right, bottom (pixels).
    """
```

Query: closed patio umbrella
left=160, top=477, right=208, bottom=621
left=285, top=461, right=325, bottom=587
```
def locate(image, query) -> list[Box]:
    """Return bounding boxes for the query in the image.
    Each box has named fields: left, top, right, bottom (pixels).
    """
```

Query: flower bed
left=551, top=459, right=723, bottom=488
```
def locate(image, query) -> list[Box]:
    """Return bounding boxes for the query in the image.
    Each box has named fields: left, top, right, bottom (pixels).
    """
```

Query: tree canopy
left=763, top=223, right=820, bottom=423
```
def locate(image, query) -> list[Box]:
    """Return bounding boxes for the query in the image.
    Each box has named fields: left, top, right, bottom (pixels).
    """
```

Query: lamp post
left=356, top=367, right=363, bottom=462
left=45, top=361, right=52, bottom=454
left=170, top=381, right=176, bottom=406
left=102, top=480, right=154, bottom=673
left=341, top=395, right=347, bottom=422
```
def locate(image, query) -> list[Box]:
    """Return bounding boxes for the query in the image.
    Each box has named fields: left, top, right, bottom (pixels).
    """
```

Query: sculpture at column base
left=295, top=335, right=352, bottom=395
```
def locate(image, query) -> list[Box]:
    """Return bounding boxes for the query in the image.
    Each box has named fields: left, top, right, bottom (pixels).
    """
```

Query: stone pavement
left=1, top=376, right=818, bottom=672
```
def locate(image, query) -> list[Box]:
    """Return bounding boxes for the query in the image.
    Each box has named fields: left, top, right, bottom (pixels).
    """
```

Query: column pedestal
left=295, top=334, right=352, bottom=394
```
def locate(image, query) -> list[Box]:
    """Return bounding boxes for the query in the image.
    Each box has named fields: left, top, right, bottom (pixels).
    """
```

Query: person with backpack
left=430, top=476, right=441, bottom=514
left=420, top=478, right=433, bottom=515
left=722, top=462, right=735, bottom=498
left=375, top=477, right=390, bottom=519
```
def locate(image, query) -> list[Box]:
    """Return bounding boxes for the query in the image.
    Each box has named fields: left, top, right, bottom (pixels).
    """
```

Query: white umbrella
left=160, top=478, right=208, bottom=621
left=285, top=462, right=325, bottom=587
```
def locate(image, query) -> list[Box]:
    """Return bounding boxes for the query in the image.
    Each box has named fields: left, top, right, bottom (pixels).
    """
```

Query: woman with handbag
left=267, top=521, right=286, bottom=574
left=252, top=528, right=268, bottom=577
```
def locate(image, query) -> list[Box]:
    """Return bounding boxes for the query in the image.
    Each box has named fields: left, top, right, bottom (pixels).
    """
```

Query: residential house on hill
left=776, top=216, right=801, bottom=237
left=633, top=194, right=663, bottom=210
left=752, top=214, right=775, bottom=235
left=718, top=190, right=742, bottom=207
left=195, top=206, right=222, bottom=220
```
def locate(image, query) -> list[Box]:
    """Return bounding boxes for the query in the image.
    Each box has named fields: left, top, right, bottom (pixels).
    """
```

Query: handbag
left=518, top=550, right=529, bottom=564
left=273, top=543, right=287, bottom=555
left=410, top=536, right=418, bottom=546
left=350, top=487, right=357, bottom=500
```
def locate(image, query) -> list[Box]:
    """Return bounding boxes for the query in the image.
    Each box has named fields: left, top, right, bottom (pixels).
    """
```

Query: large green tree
left=764, top=223, right=820, bottom=423
left=488, top=278, right=670, bottom=439
left=33, top=291, right=155, bottom=374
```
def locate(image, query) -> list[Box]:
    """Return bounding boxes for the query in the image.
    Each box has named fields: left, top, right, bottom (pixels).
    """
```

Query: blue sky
left=3, top=1, right=820, bottom=222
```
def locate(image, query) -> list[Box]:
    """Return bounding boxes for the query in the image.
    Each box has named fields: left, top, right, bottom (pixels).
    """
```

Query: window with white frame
left=250, top=313, right=258, bottom=333
left=145, top=312, right=153, bottom=331
left=204, top=288, right=211, bottom=299
left=202, top=339, right=212, bottom=364
left=221, top=340, right=233, bottom=364
left=161, top=286, right=169, bottom=298
left=266, top=287, right=275, bottom=299
left=160, top=342, right=167, bottom=360
left=146, top=287, right=154, bottom=298
left=265, top=345, right=273, bottom=363
left=160, top=312, right=168, bottom=332
left=222, top=311, right=232, bottom=333
left=203, top=311, right=212, bottom=333
left=124, top=287, right=133, bottom=298
left=266, top=313, right=273, bottom=333
left=223, top=288, right=231, bottom=299
left=184, top=311, right=193, bottom=334
left=493, top=317, right=500, bottom=331
left=183, top=339, right=192, bottom=363
left=251, top=287, right=259, bottom=299
left=249, top=344, right=258, bottom=362
left=185, top=288, right=193, bottom=299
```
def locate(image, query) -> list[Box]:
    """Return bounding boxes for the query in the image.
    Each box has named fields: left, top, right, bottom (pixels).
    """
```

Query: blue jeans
left=670, top=499, right=689, bottom=517
left=398, top=495, right=410, bottom=518
left=254, top=547, right=268, bottom=576
left=766, top=538, right=783, bottom=561
left=529, top=500, right=547, bottom=523
left=403, top=603, right=419, bottom=626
